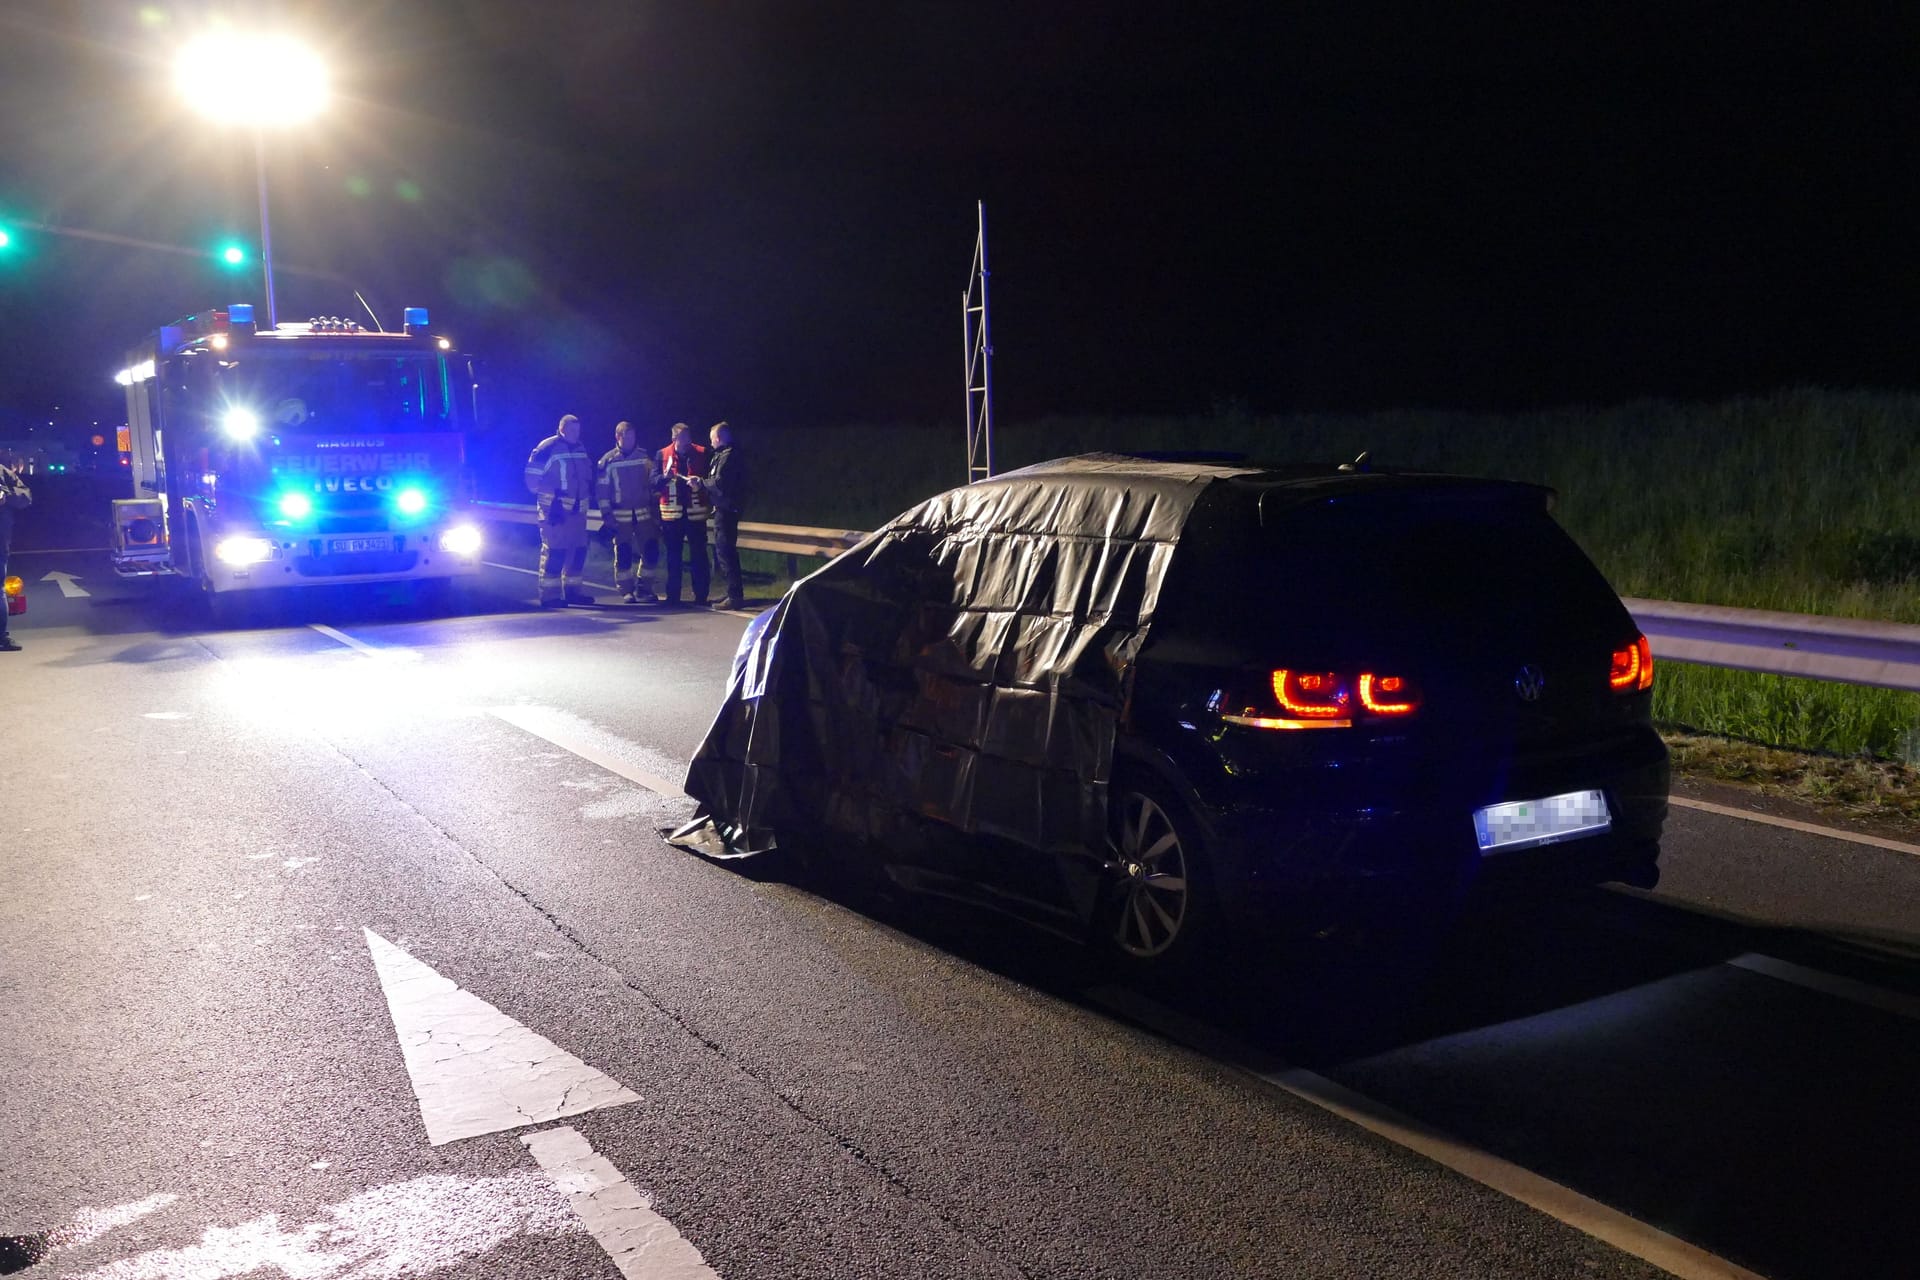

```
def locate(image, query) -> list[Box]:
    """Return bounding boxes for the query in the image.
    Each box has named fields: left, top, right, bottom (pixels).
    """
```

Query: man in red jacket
left=655, top=423, right=712, bottom=606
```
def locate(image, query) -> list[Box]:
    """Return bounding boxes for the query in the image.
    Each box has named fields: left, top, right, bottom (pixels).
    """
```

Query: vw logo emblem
left=1514, top=664, right=1546, bottom=702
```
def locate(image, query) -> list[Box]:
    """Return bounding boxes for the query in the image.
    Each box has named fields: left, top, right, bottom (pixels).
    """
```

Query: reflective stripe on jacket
left=656, top=444, right=711, bottom=522
left=596, top=447, right=658, bottom=515
left=526, top=435, right=593, bottom=515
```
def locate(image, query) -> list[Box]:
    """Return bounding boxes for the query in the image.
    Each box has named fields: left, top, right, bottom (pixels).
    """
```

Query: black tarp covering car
left=675, top=454, right=1250, bottom=864
left=671, top=453, right=1669, bottom=964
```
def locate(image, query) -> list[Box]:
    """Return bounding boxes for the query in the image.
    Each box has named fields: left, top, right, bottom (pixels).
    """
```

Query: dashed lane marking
left=1670, top=795, right=1920, bottom=861
left=309, top=623, right=394, bottom=658
left=482, top=560, right=618, bottom=594
left=523, top=1127, right=722, bottom=1280
left=489, top=704, right=687, bottom=797
left=1088, top=984, right=1770, bottom=1280
left=364, top=929, right=642, bottom=1145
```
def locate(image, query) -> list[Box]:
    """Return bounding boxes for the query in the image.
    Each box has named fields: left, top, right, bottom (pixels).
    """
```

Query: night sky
left=2, top=1, right=1916, bottom=440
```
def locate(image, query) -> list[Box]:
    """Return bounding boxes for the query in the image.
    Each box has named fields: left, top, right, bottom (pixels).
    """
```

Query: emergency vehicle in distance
left=110, top=303, right=485, bottom=616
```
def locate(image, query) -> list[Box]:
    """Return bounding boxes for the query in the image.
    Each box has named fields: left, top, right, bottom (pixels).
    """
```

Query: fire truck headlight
left=222, top=408, right=261, bottom=441
left=214, top=535, right=274, bottom=566
left=438, top=525, right=482, bottom=557
left=395, top=487, right=429, bottom=515
left=277, top=492, right=313, bottom=519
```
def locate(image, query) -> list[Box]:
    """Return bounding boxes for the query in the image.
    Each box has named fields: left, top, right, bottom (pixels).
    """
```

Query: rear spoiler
left=1253, top=473, right=1557, bottom=527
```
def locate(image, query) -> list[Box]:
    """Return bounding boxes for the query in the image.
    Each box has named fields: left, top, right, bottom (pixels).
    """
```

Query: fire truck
left=110, top=303, right=485, bottom=617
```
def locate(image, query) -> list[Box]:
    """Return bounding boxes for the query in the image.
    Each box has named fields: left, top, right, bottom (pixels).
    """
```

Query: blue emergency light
left=402, top=306, right=429, bottom=333
left=229, top=303, right=255, bottom=324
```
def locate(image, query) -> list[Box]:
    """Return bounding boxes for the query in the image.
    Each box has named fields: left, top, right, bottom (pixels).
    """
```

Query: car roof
left=997, top=452, right=1554, bottom=520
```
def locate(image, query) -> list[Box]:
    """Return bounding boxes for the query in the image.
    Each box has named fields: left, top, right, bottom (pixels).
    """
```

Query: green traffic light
left=0, top=229, right=11, bottom=248
left=220, top=243, right=247, bottom=266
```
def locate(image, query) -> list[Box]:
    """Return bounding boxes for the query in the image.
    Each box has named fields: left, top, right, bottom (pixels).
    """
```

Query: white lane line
left=1728, top=953, right=1920, bottom=1022
left=365, top=929, right=642, bottom=1145
left=490, top=704, right=687, bottom=797
left=1670, top=795, right=1920, bottom=861
left=482, top=560, right=622, bottom=594
left=54, top=1173, right=577, bottom=1275
left=309, top=623, right=387, bottom=658
left=1264, top=1069, right=1768, bottom=1280
left=523, top=1127, right=722, bottom=1280
left=1089, top=985, right=1768, bottom=1280
left=486, top=558, right=738, bottom=606
left=25, top=1191, right=179, bottom=1262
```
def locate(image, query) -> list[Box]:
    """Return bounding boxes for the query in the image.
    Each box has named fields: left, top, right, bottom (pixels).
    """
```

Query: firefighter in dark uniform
left=524, top=413, right=595, bottom=607
left=596, top=420, right=661, bottom=604
left=655, top=422, right=712, bottom=606
left=704, top=421, right=747, bottom=610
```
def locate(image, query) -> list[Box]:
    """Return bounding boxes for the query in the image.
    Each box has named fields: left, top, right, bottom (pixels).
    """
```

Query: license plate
left=1473, top=790, right=1611, bottom=854
left=329, top=536, right=392, bottom=554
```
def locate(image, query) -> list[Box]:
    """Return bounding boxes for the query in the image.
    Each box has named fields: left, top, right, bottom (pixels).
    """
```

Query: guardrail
left=469, top=501, right=866, bottom=566
left=471, top=503, right=1920, bottom=692
left=1623, top=598, right=1920, bottom=694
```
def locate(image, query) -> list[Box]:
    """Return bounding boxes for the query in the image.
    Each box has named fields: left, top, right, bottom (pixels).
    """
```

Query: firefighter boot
left=563, top=578, right=597, bottom=606
left=538, top=577, right=565, bottom=609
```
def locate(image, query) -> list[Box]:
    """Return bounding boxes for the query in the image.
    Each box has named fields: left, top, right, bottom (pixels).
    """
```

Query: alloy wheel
left=1111, top=791, right=1191, bottom=958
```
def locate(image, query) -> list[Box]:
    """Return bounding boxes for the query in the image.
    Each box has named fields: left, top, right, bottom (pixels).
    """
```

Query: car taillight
left=1609, top=633, right=1654, bottom=692
left=1358, top=673, right=1420, bottom=715
left=1216, top=668, right=1420, bottom=730
left=1274, top=669, right=1347, bottom=719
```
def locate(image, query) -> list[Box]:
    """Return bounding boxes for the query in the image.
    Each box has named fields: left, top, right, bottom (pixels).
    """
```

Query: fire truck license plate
left=330, top=536, right=392, bottom=554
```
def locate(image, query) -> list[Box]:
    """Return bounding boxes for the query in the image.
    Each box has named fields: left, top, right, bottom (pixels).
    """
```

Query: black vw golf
left=673, top=454, right=1669, bottom=968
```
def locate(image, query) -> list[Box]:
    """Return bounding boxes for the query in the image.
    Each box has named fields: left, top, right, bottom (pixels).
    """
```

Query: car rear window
left=1156, top=483, right=1627, bottom=649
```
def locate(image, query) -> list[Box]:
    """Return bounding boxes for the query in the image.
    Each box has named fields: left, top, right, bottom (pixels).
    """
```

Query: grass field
left=747, top=388, right=1920, bottom=760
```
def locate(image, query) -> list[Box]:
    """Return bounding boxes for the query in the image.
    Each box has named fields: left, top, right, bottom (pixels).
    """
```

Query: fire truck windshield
left=202, top=350, right=464, bottom=436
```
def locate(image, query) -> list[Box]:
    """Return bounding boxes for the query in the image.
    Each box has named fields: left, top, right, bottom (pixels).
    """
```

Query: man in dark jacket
left=704, top=421, right=747, bottom=610
left=0, top=451, right=28, bottom=651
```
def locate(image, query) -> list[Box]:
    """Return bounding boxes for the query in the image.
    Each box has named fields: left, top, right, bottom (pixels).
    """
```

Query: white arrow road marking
left=364, top=930, right=642, bottom=1145
left=524, top=1127, right=722, bottom=1280
left=41, top=569, right=91, bottom=597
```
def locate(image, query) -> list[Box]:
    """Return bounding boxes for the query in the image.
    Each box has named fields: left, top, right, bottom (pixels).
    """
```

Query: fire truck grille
left=294, top=550, right=422, bottom=577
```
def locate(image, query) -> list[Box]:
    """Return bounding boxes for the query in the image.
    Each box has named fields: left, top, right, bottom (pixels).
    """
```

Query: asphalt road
left=2, top=532, right=1917, bottom=1280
